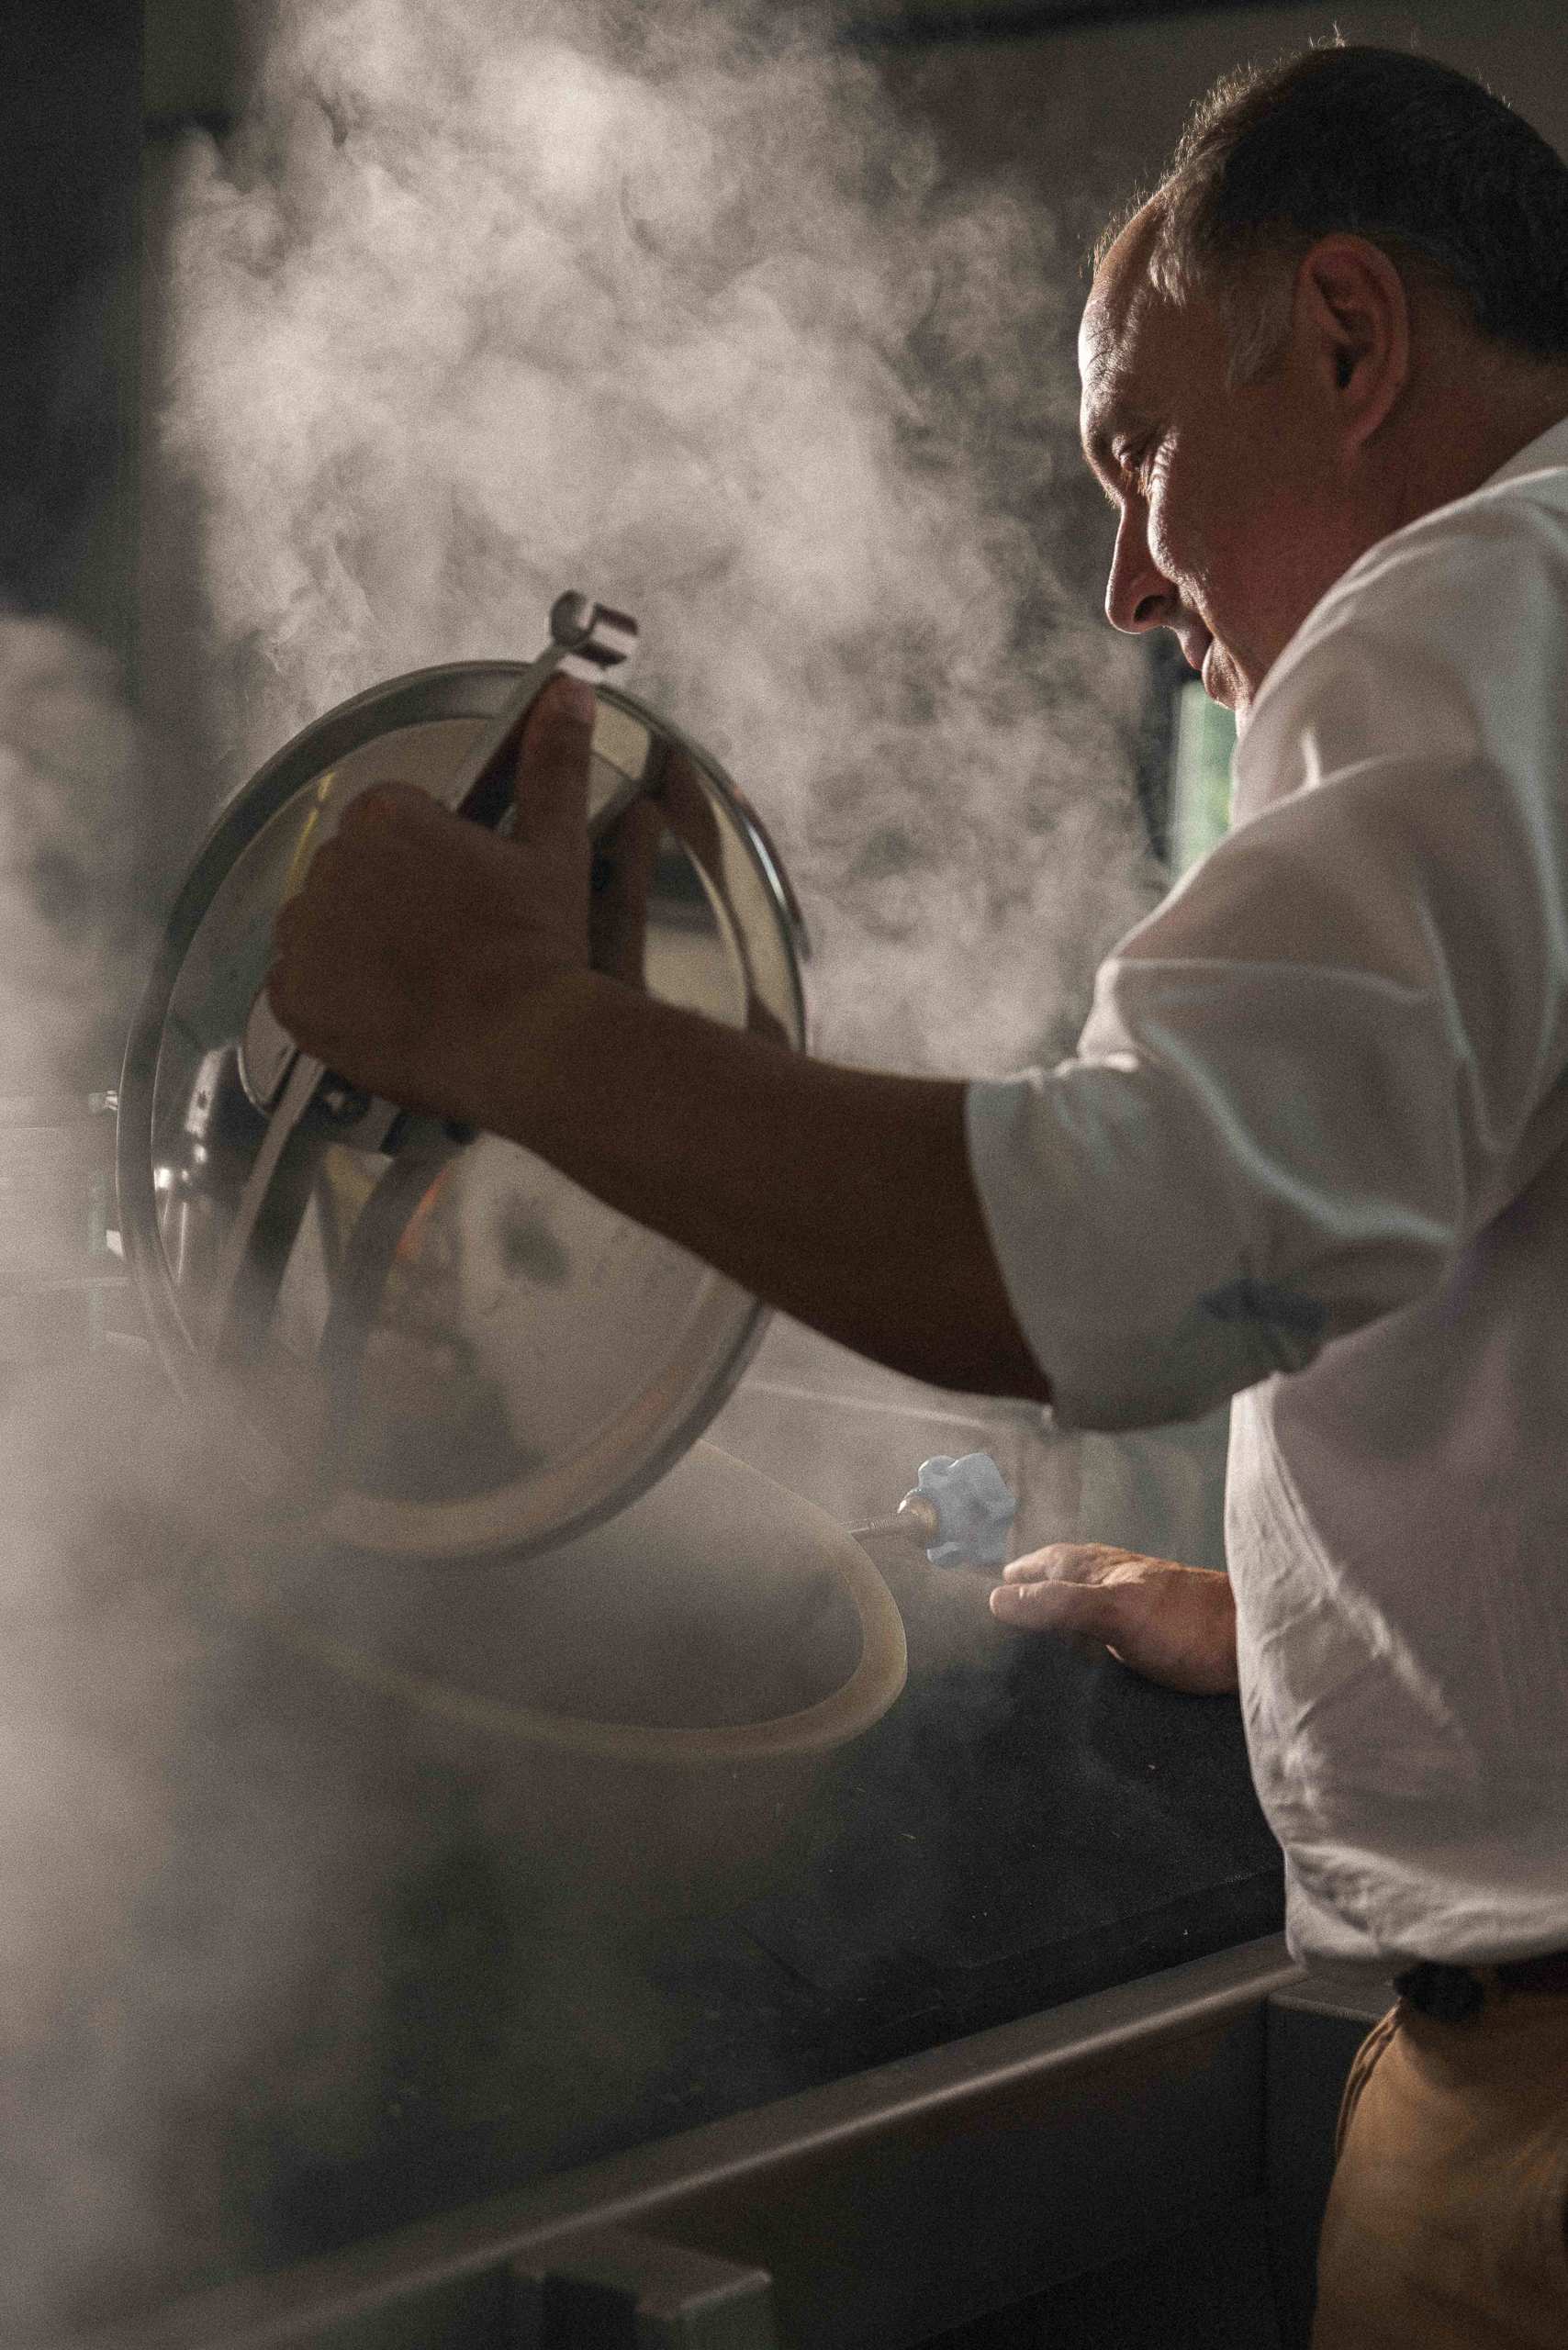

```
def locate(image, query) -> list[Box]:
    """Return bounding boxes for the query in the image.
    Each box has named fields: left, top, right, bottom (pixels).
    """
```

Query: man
left=269, top=43, right=1568, bottom=2348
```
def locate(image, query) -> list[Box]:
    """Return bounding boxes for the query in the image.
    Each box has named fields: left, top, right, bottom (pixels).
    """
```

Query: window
left=1168, top=677, right=1238, bottom=876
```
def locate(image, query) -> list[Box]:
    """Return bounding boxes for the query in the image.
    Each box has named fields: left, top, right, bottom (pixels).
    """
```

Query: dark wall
left=876, top=0, right=1568, bottom=209
left=0, top=1, right=141, bottom=663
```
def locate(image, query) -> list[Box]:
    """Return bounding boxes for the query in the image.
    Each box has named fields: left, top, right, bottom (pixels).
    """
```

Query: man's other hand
left=990, top=1544, right=1238, bottom=1695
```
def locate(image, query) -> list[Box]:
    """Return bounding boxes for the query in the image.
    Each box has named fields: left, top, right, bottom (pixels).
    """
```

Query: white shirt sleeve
left=968, top=489, right=1568, bottom=1430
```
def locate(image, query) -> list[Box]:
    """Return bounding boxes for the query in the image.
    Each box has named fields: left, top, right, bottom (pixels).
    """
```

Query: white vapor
left=0, top=616, right=415, bottom=2337
left=0, top=614, right=143, bottom=1097
left=160, top=0, right=1154, bottom=1078
left=0, top=6, right=1171, bottom=2328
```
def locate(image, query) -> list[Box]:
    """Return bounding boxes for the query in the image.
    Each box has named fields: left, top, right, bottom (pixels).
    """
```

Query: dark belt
left=1394, top=1948, right=1568, bottom=2023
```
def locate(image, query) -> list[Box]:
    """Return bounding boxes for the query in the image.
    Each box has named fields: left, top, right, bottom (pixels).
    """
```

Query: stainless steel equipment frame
left=77, top=1936, right=1391, bottom=2350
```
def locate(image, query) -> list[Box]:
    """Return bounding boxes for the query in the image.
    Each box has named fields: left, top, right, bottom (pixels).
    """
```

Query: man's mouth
left=1178, top=626, right=1212, bottom=678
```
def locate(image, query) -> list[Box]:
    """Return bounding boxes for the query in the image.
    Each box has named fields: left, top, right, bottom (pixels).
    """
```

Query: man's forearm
left=489, top=970, right=1052, bottom=1402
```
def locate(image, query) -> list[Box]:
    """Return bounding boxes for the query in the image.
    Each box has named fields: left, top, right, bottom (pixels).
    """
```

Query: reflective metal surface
left=118, top=665, right=808, bottom=1558
left=78, top=1935, right=1302, bottom=2350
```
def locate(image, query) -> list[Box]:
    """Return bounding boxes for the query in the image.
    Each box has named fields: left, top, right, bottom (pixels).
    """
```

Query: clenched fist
left=266, top=676, right=619, bottom=1130
left=990, top=1544, right=1238, bottom=1695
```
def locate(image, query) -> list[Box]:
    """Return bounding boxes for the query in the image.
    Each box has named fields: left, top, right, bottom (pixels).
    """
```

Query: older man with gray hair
left=271, top=41, right=1568, bottom=2346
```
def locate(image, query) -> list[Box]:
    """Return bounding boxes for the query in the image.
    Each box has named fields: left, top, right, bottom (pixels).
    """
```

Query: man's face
left=1079, top=217, right=1359, bottom=722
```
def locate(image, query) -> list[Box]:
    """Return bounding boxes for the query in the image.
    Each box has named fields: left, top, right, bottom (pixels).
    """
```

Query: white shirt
left=967, top=418, right=1568, bottom=1972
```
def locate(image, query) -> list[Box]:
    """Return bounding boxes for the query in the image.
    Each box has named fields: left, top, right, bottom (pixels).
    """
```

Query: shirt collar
left=1479, top=411, right=1568, bottom=495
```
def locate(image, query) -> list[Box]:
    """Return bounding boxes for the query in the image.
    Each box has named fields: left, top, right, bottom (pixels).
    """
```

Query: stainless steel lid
left=118, top=638, right=808, bottom=1559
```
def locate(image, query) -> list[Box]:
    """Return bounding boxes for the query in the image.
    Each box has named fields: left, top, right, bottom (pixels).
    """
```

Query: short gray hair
left=1110, top=41, right=1568, bottom=383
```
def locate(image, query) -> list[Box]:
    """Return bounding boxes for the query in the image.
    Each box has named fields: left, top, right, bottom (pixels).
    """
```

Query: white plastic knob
left=913, top=1451, right=1018, bottom=1569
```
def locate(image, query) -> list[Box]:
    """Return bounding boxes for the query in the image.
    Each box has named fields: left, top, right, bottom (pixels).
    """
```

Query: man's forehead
left=1079, top=204, right=1165, bottom=387
left=1079, top=279, right=1159, bottom=460
left=1078, top=207, right=1199, bottom=462
left=1077, top=297, right=1127, bottom=392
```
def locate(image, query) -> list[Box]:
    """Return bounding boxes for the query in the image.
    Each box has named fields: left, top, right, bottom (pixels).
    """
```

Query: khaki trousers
left=1312, top=1986, right=1568, bottom=2348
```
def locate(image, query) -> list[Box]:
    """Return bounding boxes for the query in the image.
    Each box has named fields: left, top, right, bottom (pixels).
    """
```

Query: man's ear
left=1294, top=234, right=1410, bottom=451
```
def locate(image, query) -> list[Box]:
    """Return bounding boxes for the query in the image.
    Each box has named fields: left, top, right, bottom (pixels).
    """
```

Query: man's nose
left=1104, top=507, right=1176, bottom=635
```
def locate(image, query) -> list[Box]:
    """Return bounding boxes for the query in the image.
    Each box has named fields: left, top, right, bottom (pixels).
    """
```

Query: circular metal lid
left=118, top=657, right=808, bottom=1559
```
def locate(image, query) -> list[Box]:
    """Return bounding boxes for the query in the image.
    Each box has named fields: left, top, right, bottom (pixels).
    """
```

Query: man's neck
left=1388, top=349, right=1568, bottom=530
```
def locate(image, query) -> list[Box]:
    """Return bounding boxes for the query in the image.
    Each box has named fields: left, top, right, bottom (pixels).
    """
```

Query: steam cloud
left=0, top=614, right=144, bottom=1098
left=161, top=0, right=1154, bottom=1077
left=0, top=619, right=411, bottom=2335
left=1, top=3, right=1171, bottom=2333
